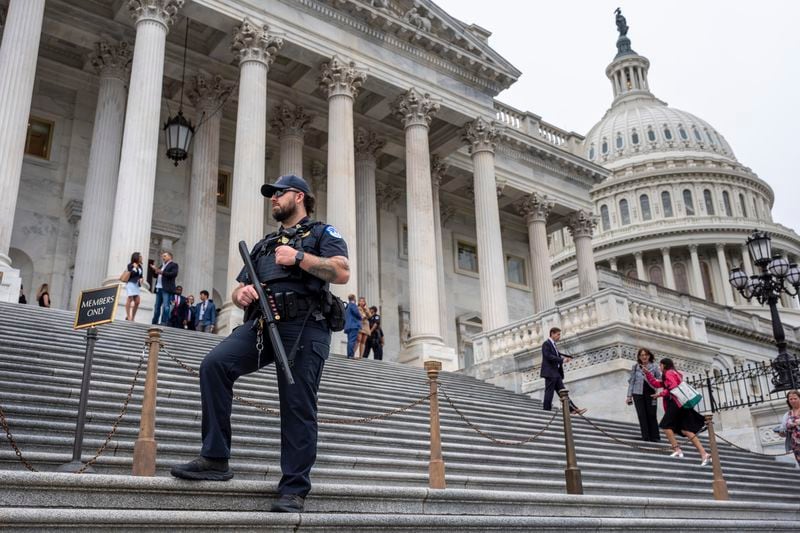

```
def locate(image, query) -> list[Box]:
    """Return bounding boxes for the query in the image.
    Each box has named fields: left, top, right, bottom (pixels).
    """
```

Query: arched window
left=619, top=198, right=631, bottom=225
left=739, top=193, right=748, bottom=218
left=601, top=138, right=609, bottom=154
left=588, top=144, right=595, bottom=160
left=616, top=132, right=624, bottom=149
left=753, top=197, right=759, bottom=219
left=639, top=194, right=652, bottom=221
left=678, top=126, right=689, bottom=140
left=693, top=126, right=703, bottom=142
left=647, top=127, right=656, bottom=142
left=674, top=263, right=689, bottom=294
left=663, top=127, right=673, bottom=140
left=600, top=205, right=610, bottom=231
left=631, top=129, right=640, bottom=145
left=683, top=189, right=695, bottom=216
left=661, top=191, right=673, bottom=217
left=706, top=129, right=716, bottom=145
left=703, top=189, right=715, bottom=215
left=649, top=265, right=664, bottom=287
left=722, top=191, right=732, bottom=216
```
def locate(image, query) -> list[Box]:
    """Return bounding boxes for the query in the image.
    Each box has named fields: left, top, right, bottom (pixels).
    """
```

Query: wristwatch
left=294, top=250, right=305, bottom=265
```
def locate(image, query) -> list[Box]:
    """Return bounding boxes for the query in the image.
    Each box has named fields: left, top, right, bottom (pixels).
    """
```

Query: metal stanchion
left=132, top=328, right=161, bottom=476
left=57, top=326, right=98, bottom=473
left=704, top=414, right=729, bottom=500
left=425, top=360, right=446, bottom=489
left=558, top=389, right=583, bottom=494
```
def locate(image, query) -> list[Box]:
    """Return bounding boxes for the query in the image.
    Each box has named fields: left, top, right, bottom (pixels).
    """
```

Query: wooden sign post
left=58, top=285, right=121, bottom=472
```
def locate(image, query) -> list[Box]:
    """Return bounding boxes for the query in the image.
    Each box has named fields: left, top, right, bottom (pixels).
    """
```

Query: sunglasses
left=272, top=188, right=302, bottom=198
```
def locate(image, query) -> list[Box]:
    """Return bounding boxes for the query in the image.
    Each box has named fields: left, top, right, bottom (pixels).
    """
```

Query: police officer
left=171, top=174, right=350, bottom=513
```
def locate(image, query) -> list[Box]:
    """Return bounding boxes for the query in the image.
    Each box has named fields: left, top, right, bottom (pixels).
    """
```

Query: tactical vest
left=250, top=219, right=327, bottom=295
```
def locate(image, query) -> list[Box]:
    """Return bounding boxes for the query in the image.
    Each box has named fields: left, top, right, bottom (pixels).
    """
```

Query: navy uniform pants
left=199, top=317, right=329, bottom=497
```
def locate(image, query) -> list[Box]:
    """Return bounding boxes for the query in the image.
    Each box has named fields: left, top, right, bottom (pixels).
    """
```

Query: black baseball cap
left=260, top=174, right=313, bottom=198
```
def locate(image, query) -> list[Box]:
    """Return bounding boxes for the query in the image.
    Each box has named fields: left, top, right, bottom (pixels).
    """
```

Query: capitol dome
left=583, top=35, right=736, bottom=171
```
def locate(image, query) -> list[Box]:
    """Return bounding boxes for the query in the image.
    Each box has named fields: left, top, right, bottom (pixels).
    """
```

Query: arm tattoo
left=307, top=257, right=347, bottom=283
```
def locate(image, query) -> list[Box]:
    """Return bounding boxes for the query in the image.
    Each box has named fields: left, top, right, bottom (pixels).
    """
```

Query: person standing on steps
left=150, top=251, right=179, bottom=325
left=362, top=305, right=383, bottom=360
left=540, top=327, right=586, bottom=415
left=194, top=290, right=217, bottom=333
left=36, top=283, right=50, bottom=308
left=124, top=252, right=144, bottom=321
left=778, top=389, right=800, bottom=468
left=170, top=174, right=350, bottom=514
left=344, top=294, right=361, bottom=358
left=626, top=347, right=661, bottom=442
left=642, top=357, right=711, bottom=466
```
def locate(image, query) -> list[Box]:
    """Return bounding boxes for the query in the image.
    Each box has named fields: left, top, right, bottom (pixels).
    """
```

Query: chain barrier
left=574, top=411, right=705, bottom=454
left=438, top=386, right=558, bottom=446
left=161, top=345, right=432, bottom=425
left=0, top=343, right=147, bottom=474
left=714, top=431, right=795, bottom=457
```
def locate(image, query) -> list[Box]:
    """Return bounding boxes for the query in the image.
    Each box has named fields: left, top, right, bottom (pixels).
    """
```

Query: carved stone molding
left=128, top=0, right=183, bottom=27
left=90, top=37, right=133, bottom=81
left=440, top=205, right=457, bottom=227
left=231, top=18, right=284, bottom=66
left=392, top=87, right=439, bottom=128
left=495, top=177, right=507, bottom=199
left=354, top=128, right=385, bottom=161
left=518, top=193, right=553, bottom=224
left=318, top=55, right=367, bottom=99
left=566, top=209, right=598, bottom=239
left=376, top=181, right=403, bottom=211
left=187, top=72, right=234, bottom=113
left=462, top=117, right=499, bottom=155
left=309, top=160, right=326, bottom=193
left=270, top=104, right=312, bottom=139
left=430, top=155, right=448, bottom=191
left=403, top=7, right=432, bottom=31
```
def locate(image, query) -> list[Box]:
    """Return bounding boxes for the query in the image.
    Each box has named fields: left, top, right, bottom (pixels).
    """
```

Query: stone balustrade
left=629, top=300, right=690, bottom=339
left=493, top=99, right=582, bottom=151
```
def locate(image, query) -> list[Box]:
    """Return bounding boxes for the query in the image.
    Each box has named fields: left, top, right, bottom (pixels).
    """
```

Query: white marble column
left=393, top=88, right=454, bottom=367
left=634, top=251, right=646, bottom=281
left=519, top=193, right=555, bottom=313
left=0, top=0, right=45, bottom=293
left=566, top=210, right=599, bottom=297
left=309, top=160, right=327, bottom=221
left=609, top=257, right=618, bottom=272
left=462, top=118, right=509, bottom=330
left=354, top=128, right=384, bottom=307
left=270, top=104, right=310, bottom=177
left=182, top=73, right=232, bottom=297
left=70, top=38, right=132, bottom=306
left=218, top=19, right=283, bottom=334
left=689, top=244, right=704, bottom=298
left=105, top=1, right=183, bottom=283
left=661, top=247, right=676, bottom=290
left=431, top=155, right=449, bottom=341
left=318, top=56, right=366, bottom=299
left=741, top=243, right=753, bottom=275
left=716, top=243, right=734, bottom=306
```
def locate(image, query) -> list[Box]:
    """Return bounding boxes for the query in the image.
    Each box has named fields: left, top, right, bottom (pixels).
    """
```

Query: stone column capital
left=566, top=209, right=598, bottom=239
left=518, top=192, right=553, bottom=224
left=376, top=181, right=403, bottom=211
left=462, top=117, right=499, bottom=155
left=715, top=242, right=726, bottom=252
left=354, top=128, right=385, bottom=162
left=231, top=18, right=284, bottom=67
left=90, top=37, right=133, bottom=81
left=430, top=155, right=448, bottom=191
left=270, top=104, right=312, bottom=140
left=495, top=177, right=507, bottom=199
left=392, top=87, right=439, bottom=128
left=318, top=55, right=367, bottom=99
left=660, top=247, right=671, bottom=255
left=128, top=0, right=183, bottom=28
left=187, top=72, right=234, bottom=113
left=689, top=244, right=699, bottom=253
left=634, top=251, right=643, bottom=259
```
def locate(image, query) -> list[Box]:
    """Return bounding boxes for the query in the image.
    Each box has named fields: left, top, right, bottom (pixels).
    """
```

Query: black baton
left=238, top=240, right=295, bottom=385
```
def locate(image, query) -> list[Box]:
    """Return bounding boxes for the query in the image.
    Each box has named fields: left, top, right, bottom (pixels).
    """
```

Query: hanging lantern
left=746, top=230, right=772, bottom=266
left=164, top=110, right=194, bottom=166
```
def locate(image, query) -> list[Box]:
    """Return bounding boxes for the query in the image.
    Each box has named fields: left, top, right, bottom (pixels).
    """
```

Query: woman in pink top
left=643, top=357, right=711, bottom=466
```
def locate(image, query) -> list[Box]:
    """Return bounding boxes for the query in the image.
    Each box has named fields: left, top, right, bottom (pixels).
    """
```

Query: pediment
left=316, top=0, right=521, bottom=94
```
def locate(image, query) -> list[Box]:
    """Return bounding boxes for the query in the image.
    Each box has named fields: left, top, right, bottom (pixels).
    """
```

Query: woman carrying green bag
left=643, top=357, right=711, bottom=466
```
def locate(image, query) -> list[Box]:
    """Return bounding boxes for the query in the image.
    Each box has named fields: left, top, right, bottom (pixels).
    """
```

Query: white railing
left=493, top=100, right=581, bottom=151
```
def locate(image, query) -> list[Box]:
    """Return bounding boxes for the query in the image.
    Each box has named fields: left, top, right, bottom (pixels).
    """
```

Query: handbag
left=670, top=380, right=702, bottom=409
left=119, top=270, right=131, bottom=283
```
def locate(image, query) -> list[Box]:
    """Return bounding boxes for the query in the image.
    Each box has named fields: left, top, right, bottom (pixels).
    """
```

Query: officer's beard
left=271, top=201, right=297, bottom=223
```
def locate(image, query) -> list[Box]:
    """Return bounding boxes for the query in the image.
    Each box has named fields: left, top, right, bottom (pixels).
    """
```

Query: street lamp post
left=728, top=230, right=800, bottom=392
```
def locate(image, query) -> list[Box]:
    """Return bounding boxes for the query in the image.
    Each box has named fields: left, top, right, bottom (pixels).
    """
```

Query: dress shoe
left=570, top=408, right=587, bottom=415
left=669, top=449, right=684, bottom=458
left=270, top=494, right=305, bottom=513
left=700, top=455, right=712, bottom=467
left=170, top=456, right=233, bottom=481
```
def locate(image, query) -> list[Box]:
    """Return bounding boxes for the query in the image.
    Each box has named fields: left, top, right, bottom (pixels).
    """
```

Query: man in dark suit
left=167, top=286, right=187, bottom=328
left=151, top=251, right=179, bottom=325
left=541, top=327, right=586, bottom=414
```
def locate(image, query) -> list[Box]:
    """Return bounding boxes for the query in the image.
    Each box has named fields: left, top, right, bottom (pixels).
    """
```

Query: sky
left=434, top=0, right=800, bottom=234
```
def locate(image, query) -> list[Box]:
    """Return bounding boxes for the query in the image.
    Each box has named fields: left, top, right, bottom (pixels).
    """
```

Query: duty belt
left=269, top=290, right=315, bottom=320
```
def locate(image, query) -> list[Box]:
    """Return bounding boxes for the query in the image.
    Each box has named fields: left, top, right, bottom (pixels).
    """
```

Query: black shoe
left=170, top=456, right=233, bottom=481
left=270, top=494, right=305, bottom=513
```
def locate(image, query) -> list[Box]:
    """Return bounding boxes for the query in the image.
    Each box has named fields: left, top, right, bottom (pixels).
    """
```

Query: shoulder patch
left=326, top=226, right=343, bottom=239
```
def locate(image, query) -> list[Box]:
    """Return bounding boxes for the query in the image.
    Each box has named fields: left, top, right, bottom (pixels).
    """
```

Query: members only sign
left=74, top=285, right=121, bottom=329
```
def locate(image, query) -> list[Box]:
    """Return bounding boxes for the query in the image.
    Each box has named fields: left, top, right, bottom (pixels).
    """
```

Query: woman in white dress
left=125, top=252, right=144, bottom=321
